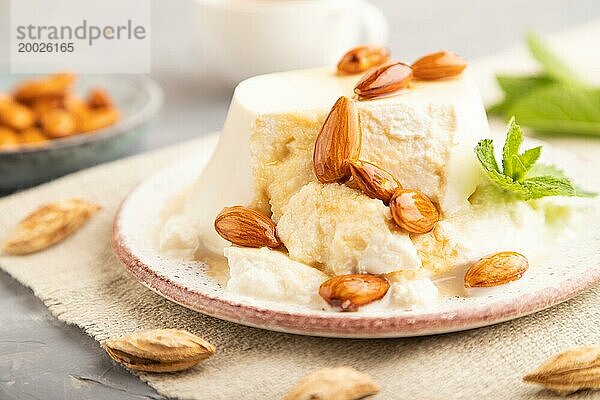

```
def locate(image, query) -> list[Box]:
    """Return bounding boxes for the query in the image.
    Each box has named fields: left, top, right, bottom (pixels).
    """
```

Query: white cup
left=197, top=0, right=388, bottom=84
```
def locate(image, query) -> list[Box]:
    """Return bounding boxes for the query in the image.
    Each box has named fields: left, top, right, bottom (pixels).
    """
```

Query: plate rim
left=111, top=134, right=600, bottom=338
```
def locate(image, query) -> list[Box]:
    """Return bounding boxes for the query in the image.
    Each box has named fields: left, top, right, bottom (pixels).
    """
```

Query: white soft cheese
left=389, top=276, right=439, bottom=310
left=224, top=246, right=327, bottom=306
left=276, top=182, right=421, bottom=275
left=159, top=215, right=199, bottom=259
left=412, top=185, right=580, bottom=275
left=179, top=67, right=490, bottom=258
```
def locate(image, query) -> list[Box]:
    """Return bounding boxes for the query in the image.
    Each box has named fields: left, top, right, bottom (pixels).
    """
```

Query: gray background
left=1, top=0, right=599, bottom=399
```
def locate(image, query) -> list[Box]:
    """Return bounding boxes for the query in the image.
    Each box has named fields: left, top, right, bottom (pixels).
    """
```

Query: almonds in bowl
left=0, top=73, right=162, bottom=189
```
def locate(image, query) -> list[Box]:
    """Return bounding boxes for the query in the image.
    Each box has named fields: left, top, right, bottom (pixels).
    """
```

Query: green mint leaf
left=502, top=117, right=522, bottom=179
left=487, top=101, right=510, bottom=116
left=475, top=139, right=500, bottom=173
left=497, top=75, right=555, bottom=97
left=487, top=75, right=555, bottom=117
left=483, top=167, right=531, bottom=199
left=574, top=187, right=598, bottom=198
left=527, top=163, right=566, bottom=179
left=526, top=33, right=583, bottom=85
left=528, top=164, right=596, bottom=198
left=475, top=138, right=530, bottom=198
left=511, top=154, right=527, bottom=182
left=521, top=176, right=577, bottom=199
left=519, top=146, right=542, bottom=170
left=474, top=117, right=596, bottom=200
left=507, top=84, right=600, bottom=136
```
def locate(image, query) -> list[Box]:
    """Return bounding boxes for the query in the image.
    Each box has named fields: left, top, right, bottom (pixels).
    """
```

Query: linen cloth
left=1, top=21, right=600, bottom=400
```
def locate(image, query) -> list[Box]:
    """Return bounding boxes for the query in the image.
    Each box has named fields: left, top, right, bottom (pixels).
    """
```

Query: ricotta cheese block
left=277, top=182, right=421, bottom=276
left=180, top=67, right=490, bottom=274
left=224, top=246, right=327, bottom=306
left=159, top=64, right=584, bottom=311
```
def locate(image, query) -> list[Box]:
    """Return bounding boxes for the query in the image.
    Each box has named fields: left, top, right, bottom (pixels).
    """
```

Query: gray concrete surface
left=1, top=0, right=599, bottom=398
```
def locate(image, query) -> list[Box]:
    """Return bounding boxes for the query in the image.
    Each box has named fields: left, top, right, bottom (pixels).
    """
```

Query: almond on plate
left=348, top=159, right=401, bottom=204
left=313, top=96, right=361, bottom=183
left=389, top=189, right=439, bottom=234
left=354, top=61, right=413, bottom=100
left=214, top=206, right=281, bottom=248
left=319, top=274, right=390, bottom=311
left=0, top=127, right=20, bottom=151
left=464, top=251, right=529, bottom=288
left=13, top=73, right=75, bottom=102
left=411, top=51, right=467, bottom=80
left=19, top=128, right=49, bottom=146
left=0, top=99, right=36, bottom=130
left=337, top=45, right=390, bottom=74
left=40, top=109, right=77, bottom=138
left=78, top=108, right=120, bottom=133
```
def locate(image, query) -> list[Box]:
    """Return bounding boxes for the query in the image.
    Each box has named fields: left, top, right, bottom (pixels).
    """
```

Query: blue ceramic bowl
left=0, top=74, right=163, bottom=190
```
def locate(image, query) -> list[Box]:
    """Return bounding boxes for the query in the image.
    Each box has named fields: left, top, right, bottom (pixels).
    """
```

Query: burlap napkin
left=1, top=22, right=600, bottom=400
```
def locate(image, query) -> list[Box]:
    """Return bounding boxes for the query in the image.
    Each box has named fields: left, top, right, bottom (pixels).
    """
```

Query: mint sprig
left=475, top=118, right=595, bottom=200
left=488, top=33, right=600, bottom=136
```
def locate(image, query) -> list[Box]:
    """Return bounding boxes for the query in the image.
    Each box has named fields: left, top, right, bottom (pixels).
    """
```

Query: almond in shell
left=523, top=345, right=600, bottom=396
left=337, top=45, right=390, bottom=74
left=214, top=206, right=281, bottom=248
left=464, top=251, right=528, bottom=288
left=3, top=198, right=101, bottom=255
left=319, top=274, right=390, bottom=311
left=313, top=96, right=361, bottom=183
left=284, top=366, right=380, bottom=400
left=354, top=62, right=413, bottom=100
left=411, top=51, right=467, bottom=80
left=103, top=329, right=215, bottom=373
left=348, top=159, right=401, bottom=204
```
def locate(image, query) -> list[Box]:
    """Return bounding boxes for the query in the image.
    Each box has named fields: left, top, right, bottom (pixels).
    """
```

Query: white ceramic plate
left=112, top=133, right=600, bottom=338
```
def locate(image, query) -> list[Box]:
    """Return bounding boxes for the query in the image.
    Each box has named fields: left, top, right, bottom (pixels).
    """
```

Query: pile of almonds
left=0, top=73, right=120, bottom=151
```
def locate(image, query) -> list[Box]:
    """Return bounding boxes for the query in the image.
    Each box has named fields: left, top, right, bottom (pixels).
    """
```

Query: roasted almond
left=214, top=206, right=281, bottom=248
left=13, top=73, right=75, bottom=102
left=0, top=127, right=20, bottom=151
left=284, top=367, right=380, bottom=400
left=313, top=96, right=361, bottom=183
left=523, top=345, right=600, bottom=396
left=319, top=274, right=389, bottom=311
left=464, top=251, right=529, bottom=288
left=0, top=99, right=36, bottom=130
left=3, top=198, right=101, bottom=255
left=40, top=109, right=77, bottom=138
left=103, top=329, right=215, bottom=373
left=337, top=45, right=391, bottom=74
left=78, top=108, right=120, bottom=133
left=87, top=88, right=113, bottom=109
left=354, top=62, right=413, bottom=100
left=348, top=160, right=401, bottom=204
left=389, top=189, right=438, bottom=234
left=19, top=128, right=48, bottom=146
left=411, top=51, right=467, bottom=80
